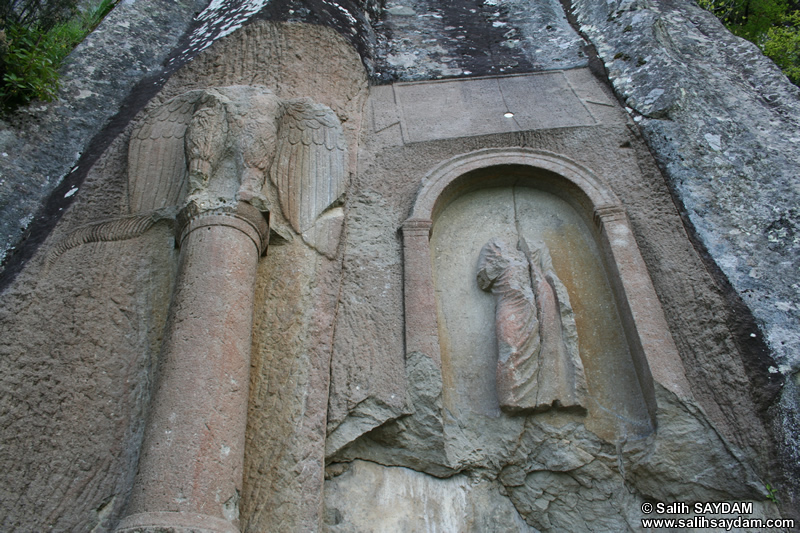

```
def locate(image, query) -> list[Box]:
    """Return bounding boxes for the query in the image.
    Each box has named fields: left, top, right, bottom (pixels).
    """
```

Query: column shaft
left=118, top=204, right=267, bottom=533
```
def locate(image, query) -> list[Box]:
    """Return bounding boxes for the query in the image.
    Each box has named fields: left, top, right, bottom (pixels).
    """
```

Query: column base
left=115, top=512, right=239, bottom=533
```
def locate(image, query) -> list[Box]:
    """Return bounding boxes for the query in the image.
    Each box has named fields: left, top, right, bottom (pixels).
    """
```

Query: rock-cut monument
left=0, top=0, right=798, bottom=531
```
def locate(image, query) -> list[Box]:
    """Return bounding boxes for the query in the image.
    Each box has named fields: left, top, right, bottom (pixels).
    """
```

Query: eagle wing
left=128, top=91, right=204, bottom=213
left=270, top=99, right=348, bottom=234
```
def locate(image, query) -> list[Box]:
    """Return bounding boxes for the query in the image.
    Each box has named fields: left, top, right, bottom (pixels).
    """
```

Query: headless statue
left=477, top=237, right=587, bottom=414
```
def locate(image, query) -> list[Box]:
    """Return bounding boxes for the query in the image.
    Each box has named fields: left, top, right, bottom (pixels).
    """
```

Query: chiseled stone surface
left=325, top=387, right=776, bottom=532
left=369, top=69, right=626, bottom=147
left=325, top=189, right=410, bottom=455
left=440, top=188, right=629, bottom=436
left=0, top=0, right=798, bottom=528
left=0, top=224, right=177, bottom=531
left=244, top=239, right=344, bottom=532
left=326, top=70, right=785, bottom=527
left=390, top=72, right=600, bottom=143
left=0, top=20, right=368, bottom=532
left=324, top=460, right=535, bottom=532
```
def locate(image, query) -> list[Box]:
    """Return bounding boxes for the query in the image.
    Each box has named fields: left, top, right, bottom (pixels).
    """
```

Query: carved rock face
left=478, top=237, right=587, bottom=413
left=477, top=239, right=541, bottom=368
left=48, top=85, right=351, bottom=276
left=270, top=99, right=348, bottom=234
left=185, top=88, right=281, bottom=212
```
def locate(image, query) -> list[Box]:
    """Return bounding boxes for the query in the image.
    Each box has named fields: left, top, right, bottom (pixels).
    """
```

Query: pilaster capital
left=593, top=204, right=627, bottom=228
left=402, top=218, right=433, bottom=238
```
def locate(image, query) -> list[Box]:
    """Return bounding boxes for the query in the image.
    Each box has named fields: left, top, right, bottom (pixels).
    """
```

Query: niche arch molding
left=401, top=148, right=692, bottom=425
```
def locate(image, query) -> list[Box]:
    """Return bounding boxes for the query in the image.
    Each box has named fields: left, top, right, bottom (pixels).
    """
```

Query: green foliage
left=699, top=0, right=789, bottom=40
left=762, top=10, right=800, bottom=84
left=765, top=482, right=780, bottom=504
left=699, top=0, right=800, bottom=86
left=0, top=0, right=118, bottom=111
left=0, top=22, right=61, bottom=107
left=1, top=0, right=79, bottom=33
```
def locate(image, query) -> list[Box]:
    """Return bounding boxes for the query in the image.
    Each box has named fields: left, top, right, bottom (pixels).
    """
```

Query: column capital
left=176, top=201, right=270, bottom=256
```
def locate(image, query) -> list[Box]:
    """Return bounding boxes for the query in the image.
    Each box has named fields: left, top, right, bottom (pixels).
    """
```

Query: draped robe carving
left=477, top=237, right=587, bottom=413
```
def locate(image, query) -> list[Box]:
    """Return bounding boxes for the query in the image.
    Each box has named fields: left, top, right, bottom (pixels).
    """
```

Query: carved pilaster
left=401, top=218, right=441, bottom=367
left=114, top=85, right=352, bottom=532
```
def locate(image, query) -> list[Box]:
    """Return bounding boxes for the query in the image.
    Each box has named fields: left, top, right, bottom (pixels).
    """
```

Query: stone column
left=117, top=202, right=268, bottom=533
left=401, top=218, right=441, bottom=367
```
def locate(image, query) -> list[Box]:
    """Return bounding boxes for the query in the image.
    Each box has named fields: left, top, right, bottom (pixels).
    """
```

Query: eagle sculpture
left=48, top=86, right=348, bottom=264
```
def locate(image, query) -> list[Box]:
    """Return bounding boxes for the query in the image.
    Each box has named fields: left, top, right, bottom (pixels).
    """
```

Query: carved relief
left=46, top=207, right=177, bottom=268
left=48, top=86, right=348, bottom=263
left=271, top=98, right=348, bottom=234
left=477, top=237, right=587, bottom=413
left=129, top=86, right=279, bottom=214
left=127, top=94, right=196, bottom=212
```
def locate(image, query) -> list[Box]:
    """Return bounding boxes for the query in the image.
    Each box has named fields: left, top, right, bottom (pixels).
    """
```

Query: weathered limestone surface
left=326, top=387, right=773, bottom=531
left=325, top=188, right=410, bottom=456
left=244, top=241, right=343, bottom=532
left=571, top=0, right=800, bottom=508
left=324, top=68, right=783, bottom=528
left=1, top=0, right=798, bottom=529
left=0, top=150, right=177, bottom=530
left=374, top=0, right=587, bottom=81
left=152, top=22, right=369, bottom=532
left=0, top=0, right=377, bottom=283
left=325, top=460, right=534, bottom=531
left=0, top=19, right=368, bottom=532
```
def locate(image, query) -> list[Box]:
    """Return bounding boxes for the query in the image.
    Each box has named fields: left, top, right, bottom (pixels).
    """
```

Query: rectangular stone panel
left=393, top=71, right=599, bottom=143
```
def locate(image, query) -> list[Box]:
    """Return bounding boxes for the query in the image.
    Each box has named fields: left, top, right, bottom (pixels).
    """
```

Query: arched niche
left=402, top=148, right=691, bottom=440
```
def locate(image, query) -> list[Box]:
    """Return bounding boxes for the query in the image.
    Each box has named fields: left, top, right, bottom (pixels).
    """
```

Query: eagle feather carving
left=270, top=98, right=348, bottom=235
left=127, top=91, right=202, bottom=213
left=49, top=87, right=348, bottom=264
